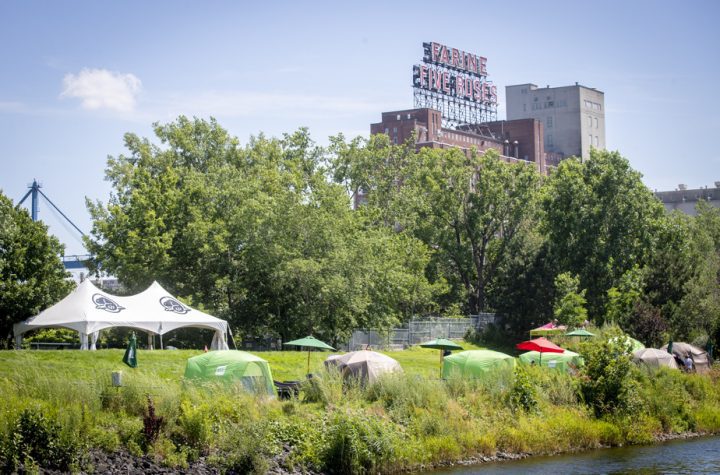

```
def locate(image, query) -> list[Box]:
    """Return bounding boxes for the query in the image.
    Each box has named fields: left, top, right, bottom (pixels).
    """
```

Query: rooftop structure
left=506, top=83, right=605, bottom=161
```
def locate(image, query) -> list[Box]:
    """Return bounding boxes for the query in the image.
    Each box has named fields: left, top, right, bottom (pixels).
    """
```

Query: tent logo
left=92, top=294, right=125, bottom=313
left=160, top=296, right=190, bottom=314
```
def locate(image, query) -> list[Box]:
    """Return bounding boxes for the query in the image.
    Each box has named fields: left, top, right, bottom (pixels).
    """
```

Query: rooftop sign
left=413, top=42, right=497, bottom=125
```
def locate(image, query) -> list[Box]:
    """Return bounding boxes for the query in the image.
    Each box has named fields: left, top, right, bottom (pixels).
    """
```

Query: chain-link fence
left=236, top=314, right=497, bottom=351
left=346, top=314, right=495, bottom=351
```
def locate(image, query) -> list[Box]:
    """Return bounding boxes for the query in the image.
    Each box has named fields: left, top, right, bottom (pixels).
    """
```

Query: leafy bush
left=1, top=407, right=84, bottom=472
left=579, top=339, right=641, bottom=417
left=24, top=328, right=79, bottom=345
left=508, top=365, right=537, bottom=413
left=209, top=421, right=274, bottom=475
left=320, top=410, right=400, bottom=474
left=172, top=400, right=213, bottom=453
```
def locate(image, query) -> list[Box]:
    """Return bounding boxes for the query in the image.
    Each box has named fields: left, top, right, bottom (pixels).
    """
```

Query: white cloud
left=61, top=68, right=141, bottom=112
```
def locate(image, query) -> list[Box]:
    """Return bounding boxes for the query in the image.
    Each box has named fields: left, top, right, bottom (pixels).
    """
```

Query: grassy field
left=1, top=342, right=719, bottom=474
left=0, top=343, right=484, bottom=384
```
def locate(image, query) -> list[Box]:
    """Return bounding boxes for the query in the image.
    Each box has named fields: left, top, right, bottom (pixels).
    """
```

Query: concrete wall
left=507, top=83, right=605, bottom=161
left=656, top=188, right=720, bottom=216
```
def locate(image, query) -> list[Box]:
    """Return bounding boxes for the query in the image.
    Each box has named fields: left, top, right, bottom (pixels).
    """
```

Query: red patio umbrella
left=516, top=337, right=565, bottom=364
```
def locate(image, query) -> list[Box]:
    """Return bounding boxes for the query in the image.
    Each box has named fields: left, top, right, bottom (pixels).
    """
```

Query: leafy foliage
left=579, top=339, right=640, bottom=417
left=0, top=191, right=73, bottom=346
left=553, top=272, right=588, bottom=328
left=86, top=118, right=440, bottom=342
left=542, top=150, right=664, bottom=321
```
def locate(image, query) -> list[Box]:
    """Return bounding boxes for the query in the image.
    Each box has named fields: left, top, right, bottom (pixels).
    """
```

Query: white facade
left=506, top=83, right=605, bottom=161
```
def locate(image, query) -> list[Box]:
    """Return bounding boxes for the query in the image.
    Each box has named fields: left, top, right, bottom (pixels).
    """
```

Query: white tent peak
left=14, top=279, right=229, bottom=351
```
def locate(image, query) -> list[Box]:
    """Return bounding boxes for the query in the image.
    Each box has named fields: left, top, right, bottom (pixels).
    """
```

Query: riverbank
left=0, top=349, right=719, bottom=474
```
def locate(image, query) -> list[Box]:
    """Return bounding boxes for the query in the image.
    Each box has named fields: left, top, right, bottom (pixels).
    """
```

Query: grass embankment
left=1, top=347, right=719, bottom=474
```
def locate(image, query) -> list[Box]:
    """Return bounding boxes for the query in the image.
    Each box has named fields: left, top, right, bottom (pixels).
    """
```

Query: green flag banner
left=123, top=332, right=138, bottom=368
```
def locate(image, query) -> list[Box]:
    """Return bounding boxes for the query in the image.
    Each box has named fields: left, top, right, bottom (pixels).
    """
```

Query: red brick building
left=370, top=108, right=553, bottom=174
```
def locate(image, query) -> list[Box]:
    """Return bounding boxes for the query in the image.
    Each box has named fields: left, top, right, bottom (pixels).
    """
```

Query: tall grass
left=0, top=348, right=719, bottom=474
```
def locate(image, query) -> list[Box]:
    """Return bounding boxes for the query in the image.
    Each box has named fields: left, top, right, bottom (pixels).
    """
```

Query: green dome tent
left=609, top=336, right=645, bottom=353
left=519, top=350, right=584, bottom=372
left=442, top=350, right=515, bottom=380
left=184, top=350, right=276, bottom=395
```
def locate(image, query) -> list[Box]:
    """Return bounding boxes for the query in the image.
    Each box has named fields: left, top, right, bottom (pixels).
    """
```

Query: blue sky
left=1, top=0, right=719, bottom=255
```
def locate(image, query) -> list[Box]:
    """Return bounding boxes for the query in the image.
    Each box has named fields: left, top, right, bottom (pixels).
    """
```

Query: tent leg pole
left=228, top=326, right=237, bottom=350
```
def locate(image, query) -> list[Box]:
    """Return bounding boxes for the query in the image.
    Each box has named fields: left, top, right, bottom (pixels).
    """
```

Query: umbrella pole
left=307, top=351, right=311, bottom=376
left=439, top=350, right=443, bottom=379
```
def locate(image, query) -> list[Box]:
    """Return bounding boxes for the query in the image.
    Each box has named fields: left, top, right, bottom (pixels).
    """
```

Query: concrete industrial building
left=655, top=183, right=720, bottom=216
left=506, top=83, right=605, bottom=162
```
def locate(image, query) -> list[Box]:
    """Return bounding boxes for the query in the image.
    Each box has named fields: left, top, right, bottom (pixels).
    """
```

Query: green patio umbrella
left=565, top=329, right=595, bottom=337
left=420, top=338, right=464, bottom=377
left=122, top=332, right=138, bottom=368
left=284, top=336, right=336, bottom=375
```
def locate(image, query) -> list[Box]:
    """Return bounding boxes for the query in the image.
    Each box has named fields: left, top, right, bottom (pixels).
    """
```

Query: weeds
left=0, top=349, right=720, bottom=474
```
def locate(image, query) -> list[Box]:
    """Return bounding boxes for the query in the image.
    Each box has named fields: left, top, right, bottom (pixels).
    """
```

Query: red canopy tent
left=529, top=322, right=567, bottom=337
left=516, top=337, right=565, bottom=364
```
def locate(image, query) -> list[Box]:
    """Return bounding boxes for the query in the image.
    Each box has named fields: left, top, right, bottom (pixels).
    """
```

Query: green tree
left=643, top=212, right=720, bottom=341
left=0, top=191, right=72, bottom=346
left=86, top=118, right=440, bottom=343
left=541, top=150, right=664, bottom=321
left=552, top=272, right=588, bottom=328
left=605, top=266, right=644, bottom=327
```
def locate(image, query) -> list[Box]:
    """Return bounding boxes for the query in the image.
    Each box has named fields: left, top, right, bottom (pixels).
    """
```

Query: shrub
left=172, top=400, right=213, bottom=453
left=142, top=396, right=165, bottom=449
left=209, top=421, right=274, bottom=475
left=579, top=339, right=641, bottom=417
left=320, top=410, right=400, bottom=474
left=1, top=407, right=84, bottom=472
left=507, top=365, right=537, bottom=413
left=694, top=404, right=720, bottom=432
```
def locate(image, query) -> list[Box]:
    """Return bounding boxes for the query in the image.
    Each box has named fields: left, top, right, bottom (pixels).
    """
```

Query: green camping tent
left=184, top=350, right=276, bottom=395
left=442, top=350, right=515, bottom=380
left=519, top=350, right=584, bottom=372
left=609, top=336, right=645, bottom=353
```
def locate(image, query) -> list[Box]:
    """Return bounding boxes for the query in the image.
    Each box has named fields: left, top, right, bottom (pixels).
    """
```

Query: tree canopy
left=0, top=191, right=72, bottom=346
left=79, top=117, right=720, bottom=349
left=86, top=118, right=441, bottom=343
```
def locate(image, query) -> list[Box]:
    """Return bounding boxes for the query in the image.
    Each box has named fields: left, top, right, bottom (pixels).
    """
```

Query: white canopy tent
left=13, top=279, right=230, bottom=350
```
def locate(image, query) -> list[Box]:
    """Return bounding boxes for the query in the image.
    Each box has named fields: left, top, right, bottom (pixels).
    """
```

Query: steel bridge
left=17, top=180, right=91, bottom=271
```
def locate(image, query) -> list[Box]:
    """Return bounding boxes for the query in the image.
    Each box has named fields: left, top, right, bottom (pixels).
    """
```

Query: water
left=431, top=436, right=720, bottom=474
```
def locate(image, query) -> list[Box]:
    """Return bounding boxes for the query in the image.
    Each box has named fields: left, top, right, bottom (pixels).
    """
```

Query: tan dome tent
left=660, top=342, right=711, bottom=373
left=323, top=354, right=343, bottom=370
left=330, top=350, right=402, bottom=383
left=632, top=348, right=679, bottom=370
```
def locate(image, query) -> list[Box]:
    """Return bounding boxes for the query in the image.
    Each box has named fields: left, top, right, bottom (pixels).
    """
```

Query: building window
left=594, top=117, right=599, bottom=128
left=547, top=117, right=553, bottom=128
left=594, top=136, right=599, bottom=146
left=396, top=114, right=401, bottom=120
left=547, top=134, right=553, bottom=147
left=393, top=127, right=397, bottom=133
left=384, top=128, right=389, bottom=134
left=407, top=114, right=411, bottom=119
left=587, top=116, right=592, bottom=127
left=589, top=134, right=593, bottom=146
left=523, top=104, right=526, bottom=112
